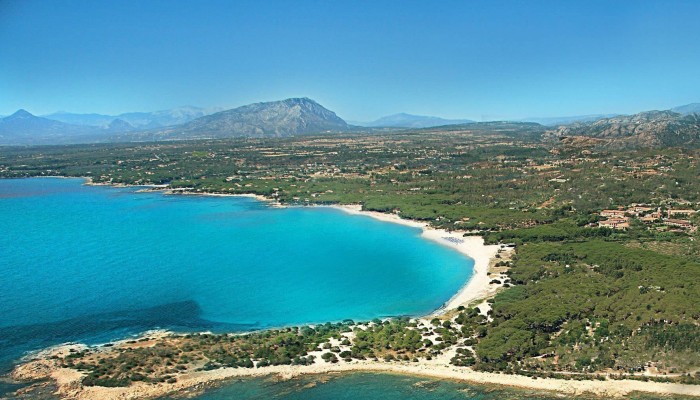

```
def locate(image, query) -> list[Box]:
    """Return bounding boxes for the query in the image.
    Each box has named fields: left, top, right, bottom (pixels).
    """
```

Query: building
left=667, top=209, right=697, bottom=218
left=664, top=219, right=693, bottom=229
left=599, top=218, right=629, bottom=229
left=627, top=206, right=652, bottom=215
left=640, top=215, right=660, bottom=223
left=600, top=209, right=626, bottom=218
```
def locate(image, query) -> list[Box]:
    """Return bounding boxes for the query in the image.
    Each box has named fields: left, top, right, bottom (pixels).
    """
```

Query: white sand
left=329, top=204, right=499, bottom=314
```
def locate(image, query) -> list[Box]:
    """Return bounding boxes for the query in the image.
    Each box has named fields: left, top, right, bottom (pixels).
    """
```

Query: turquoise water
left=0, top=178, right=473, bottom=376
left=166, top=373, right=570, bottom=400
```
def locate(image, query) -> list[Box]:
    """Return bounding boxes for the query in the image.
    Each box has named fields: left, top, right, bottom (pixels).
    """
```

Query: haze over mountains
left=356, top=113, right=474, bottom=128
left=1, top=98, right=700, bottom=147
left=0, top=110, right=98, bottom=145
left=43, top=106, right=223, bottom=129
left=670, top=103, right=700, bottom=115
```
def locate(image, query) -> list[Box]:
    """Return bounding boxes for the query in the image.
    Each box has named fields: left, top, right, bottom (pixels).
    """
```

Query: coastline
left=83, top=177, right=282, bottom=205
left=13, top=348, right=700, bottom=399
left=328, top=204, right=500, bottom=315
left=8, top=178, right=699, bottom=399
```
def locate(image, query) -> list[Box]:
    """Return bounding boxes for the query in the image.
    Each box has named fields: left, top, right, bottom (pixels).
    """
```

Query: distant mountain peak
left=107, top=118, right=135, bottom=132
left=284, top=97, right=314, bottom=103
left=0, top=109, right=100, bottom=145
left=8, top=109, right=35, bottom=119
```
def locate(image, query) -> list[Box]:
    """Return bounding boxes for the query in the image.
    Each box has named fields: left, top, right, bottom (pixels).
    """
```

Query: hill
left=544, top=110, right=700, bottom=148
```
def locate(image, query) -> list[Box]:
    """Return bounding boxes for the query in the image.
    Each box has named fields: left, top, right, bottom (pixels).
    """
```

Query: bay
left=0, top=178, right=473, bottom=376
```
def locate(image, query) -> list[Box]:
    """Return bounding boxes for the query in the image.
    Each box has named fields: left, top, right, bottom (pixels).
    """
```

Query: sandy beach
left=13, top=349, right=700, bottom=399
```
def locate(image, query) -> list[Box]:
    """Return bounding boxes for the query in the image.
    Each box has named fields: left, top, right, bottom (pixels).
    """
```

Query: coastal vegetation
left=2, top=128, right=699, bottom=391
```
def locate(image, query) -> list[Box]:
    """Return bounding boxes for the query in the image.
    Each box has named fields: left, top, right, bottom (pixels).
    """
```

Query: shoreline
left=13, top=350, right=700, bottom=399
left=327, top=204, right=500, bottom=315
left=84, top=177, right=501, bottom=316
left=82, top=177, right=284, bottom=205
left=9, top=178, right=698, bottom=399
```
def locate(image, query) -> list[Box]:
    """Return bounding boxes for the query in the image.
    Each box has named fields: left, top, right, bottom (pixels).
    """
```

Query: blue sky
left=1, top=0, right=699, bottom=121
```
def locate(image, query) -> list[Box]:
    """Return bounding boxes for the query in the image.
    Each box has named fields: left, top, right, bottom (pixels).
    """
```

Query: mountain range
left=0, top=110, right=100, bottom=145
left=43, top=106, right=223, bottom=129
left=1, top=99, right=700, bottom=147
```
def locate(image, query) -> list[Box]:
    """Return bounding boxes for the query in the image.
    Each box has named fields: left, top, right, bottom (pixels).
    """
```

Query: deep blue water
left=0, top=178, right=474, bottom=377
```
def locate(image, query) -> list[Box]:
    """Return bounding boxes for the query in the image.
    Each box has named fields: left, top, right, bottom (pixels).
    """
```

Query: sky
left=1, top=0, right=700, bottom=121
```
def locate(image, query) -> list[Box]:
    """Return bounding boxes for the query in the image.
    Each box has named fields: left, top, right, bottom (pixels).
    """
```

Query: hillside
left=149, top=98, right=349, bottom=139
left=544, top=110, right=700, bottom=148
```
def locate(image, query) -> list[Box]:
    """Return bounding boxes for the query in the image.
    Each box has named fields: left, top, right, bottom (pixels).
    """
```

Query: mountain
left=671, top=103, right=700, bottom=115
left=544, top=110, right=700, bottom=148
left=0, top=109, right=103, bottom=145
left=44, top=106, right=222, bottom=129
left=149, top=98, right=349, bottom=139
left=106, top=118, right=135, bottom=132
left=363, top=113, right=473, bottom=128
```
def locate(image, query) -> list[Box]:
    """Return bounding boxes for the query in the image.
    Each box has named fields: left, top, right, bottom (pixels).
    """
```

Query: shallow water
left=168, top=373, right=578, bottom=400
left=0, top=178, right=473, bottom=376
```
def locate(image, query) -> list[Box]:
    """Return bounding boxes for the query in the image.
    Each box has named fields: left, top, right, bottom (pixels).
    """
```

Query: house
left=600, top=209, right=626, bottom=218
left=599, top=218, right=629, bottom=229
left=664, top=219, right=693, bottom=229
left=640, top=215, right=660, bottom=223
left=627, top=206, right=652, bottom=215
left=667, top=209, right=697, bottom=218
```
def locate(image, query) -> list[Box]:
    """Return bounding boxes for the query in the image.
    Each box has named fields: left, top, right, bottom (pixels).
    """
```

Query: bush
left=321, top=352, right=338, bottom=363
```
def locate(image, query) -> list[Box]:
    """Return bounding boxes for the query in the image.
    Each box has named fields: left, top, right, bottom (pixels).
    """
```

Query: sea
left=0, top=177, right=481, bottom=398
